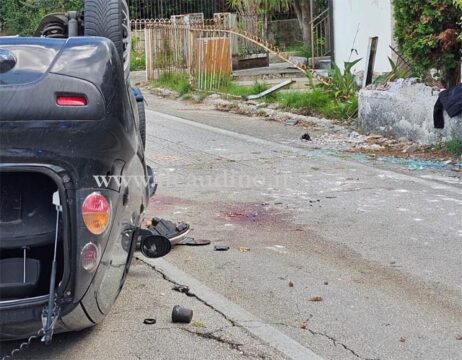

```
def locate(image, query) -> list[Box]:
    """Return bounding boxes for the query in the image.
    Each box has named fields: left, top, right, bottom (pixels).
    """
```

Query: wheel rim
left=121, top=0, right=131, bottom=75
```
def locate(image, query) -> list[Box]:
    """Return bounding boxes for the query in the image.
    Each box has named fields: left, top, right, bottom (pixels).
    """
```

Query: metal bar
left=245, top=79, right=295, bottom=100
left=363, top=36, right=379, bottom=88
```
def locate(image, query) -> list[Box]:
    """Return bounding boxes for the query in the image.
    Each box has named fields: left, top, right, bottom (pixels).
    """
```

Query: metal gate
left=310, top=0, right=332, bottom=65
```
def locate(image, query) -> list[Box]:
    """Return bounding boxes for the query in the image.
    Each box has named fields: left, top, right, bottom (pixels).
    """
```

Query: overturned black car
left=0, top=0, right=169, bottom=344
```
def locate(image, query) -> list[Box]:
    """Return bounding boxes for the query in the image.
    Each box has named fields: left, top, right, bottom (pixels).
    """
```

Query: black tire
left=137, top=101, right=146, bottom=148
left=84, top=0, right=129, bottom=66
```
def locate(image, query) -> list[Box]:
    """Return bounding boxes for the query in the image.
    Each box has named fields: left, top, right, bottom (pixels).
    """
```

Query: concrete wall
left=332, top=0, right=393, bottom=73
left=359, top=80, right=462, bottom=144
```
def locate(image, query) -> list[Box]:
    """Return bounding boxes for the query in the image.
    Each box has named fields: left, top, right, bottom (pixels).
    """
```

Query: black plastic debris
left=172, top=305, right=193, bottom=324
left=143, top=318, right=157, bottom=325
left=177, top=237, right=211, bottom=246
left=301, top=133, right=311, bottom=141
left=214, top=245, right=230, bottom=251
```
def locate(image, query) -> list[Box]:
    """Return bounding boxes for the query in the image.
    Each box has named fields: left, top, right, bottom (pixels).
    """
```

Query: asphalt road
left=141, top=94, right=462, bottom=360
left=3, top=94, right=461, bottom=360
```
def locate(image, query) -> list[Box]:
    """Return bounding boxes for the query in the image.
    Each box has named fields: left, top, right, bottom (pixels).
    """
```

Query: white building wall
left=332, top=0, right=393, bottom=73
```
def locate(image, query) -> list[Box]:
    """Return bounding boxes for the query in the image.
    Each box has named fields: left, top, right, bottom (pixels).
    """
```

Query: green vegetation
left=220, top=81, right=270, bottom=98
left=285, top=44, right=311, bottom=59
left=273, top=90, right=358, bottom=120
left=445, top=135, right=462, bottom=155
left=374, top=57, right=411, bottom=85
left=153, top=72, right=191, bottom=96
left=393, top=0, right=461, bottom=87
left=151, top=66, right=359, bottom=120
left=286, top=59, right=361, bottom=119
left=130, top=49, right=146, bottom=71
left=0, top=0, right=83, bottom=35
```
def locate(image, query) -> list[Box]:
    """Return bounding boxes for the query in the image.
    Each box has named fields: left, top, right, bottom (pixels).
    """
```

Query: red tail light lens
left=56, top=95, right=87, bottom=106
left=82, top=192, right=110, bottom=235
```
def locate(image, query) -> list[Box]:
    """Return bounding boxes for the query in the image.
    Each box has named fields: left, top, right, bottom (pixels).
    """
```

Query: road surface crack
left=145, top=261, right=238, bottom=327
left=181, top=329, right=269, bottom=359
left=308, top=329, right=379, bottom=360
left=182, top=328, right=242, bottom=350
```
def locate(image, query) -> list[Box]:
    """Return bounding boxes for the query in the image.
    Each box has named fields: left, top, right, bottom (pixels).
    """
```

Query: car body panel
left=0, top=36, right=149, bottom=340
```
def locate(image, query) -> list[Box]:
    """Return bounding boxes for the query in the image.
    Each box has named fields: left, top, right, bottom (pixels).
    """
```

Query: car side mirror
left=146, top=166, right=157, bottom=198
left=140, top=234, right=172, bottom=259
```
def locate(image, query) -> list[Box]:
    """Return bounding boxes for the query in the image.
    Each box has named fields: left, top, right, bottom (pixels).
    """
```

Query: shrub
left=445, top=134, right=462, bottom=155
left=0, top=0, right=83, bottom=35
left=393, top=0, right=462, bottom=87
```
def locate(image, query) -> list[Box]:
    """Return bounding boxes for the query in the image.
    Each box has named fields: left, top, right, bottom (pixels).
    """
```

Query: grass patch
left=445, top=135, right=462, bottom=155
left=153, top=72, right=191, bottom=96
left=220, top=82, right=271, bottom=98
left=275, top=90, right=358, bottom=120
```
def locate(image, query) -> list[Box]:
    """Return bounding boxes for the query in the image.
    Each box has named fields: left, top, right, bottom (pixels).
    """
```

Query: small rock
left=403, top=144, right=418, bottom=154
left=301, top=133, right=312, bottom=141
left=456, top=335, right=462, bottom=341
left=399, top=337, right=406, bottom=343
left=309, top=296, right=323, bottom=302
left=239, top=247, right=251, bottom=253
left=286, top=119, right=299, bottom=126
left=288, top=280, right=294, bottom=288
left=323, top=281, right=329, bottom=286
left=369, top=144, right=384, bottom=150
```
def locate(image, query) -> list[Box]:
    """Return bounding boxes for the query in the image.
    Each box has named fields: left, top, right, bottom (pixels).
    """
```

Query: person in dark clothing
left=434, top=84, right=462, bottom=129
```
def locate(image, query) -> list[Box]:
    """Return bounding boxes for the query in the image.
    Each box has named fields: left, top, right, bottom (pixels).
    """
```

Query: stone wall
left=358, top=79, right=462, bottom=144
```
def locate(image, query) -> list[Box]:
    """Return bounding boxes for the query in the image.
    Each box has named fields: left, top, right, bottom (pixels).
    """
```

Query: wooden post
left=145, top=27, right=152, bottom=81
left=363, top=36, right=379, bottom=88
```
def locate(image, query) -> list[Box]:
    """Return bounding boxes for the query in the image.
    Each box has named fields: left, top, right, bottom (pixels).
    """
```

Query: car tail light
left=56, top=95, right=87, bottom=106
left=82, top=192, right=110, bottom=235
left=81, top=242, right=100, bottom=272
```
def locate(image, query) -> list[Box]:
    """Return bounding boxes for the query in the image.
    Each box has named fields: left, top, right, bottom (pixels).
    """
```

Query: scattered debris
left=172, top=285, right=190, bottom=294
left=177, top=237, right=211, bottom=246
left=214, top=245, right=230, bottom=251
left=288, top=280, right=294, bottom=288
left=143, top=318, right=157, bottom=325
left=286, top=119, right=299, bottom=126
left=301, top=133, right=312, bottom=141
left=172, top=305, right=194, bottom=324
left=239, top=247, right=251, bottom=253
left=402, top=144, right=419, bottom=154
left=309, top=296, right=324, bottom=302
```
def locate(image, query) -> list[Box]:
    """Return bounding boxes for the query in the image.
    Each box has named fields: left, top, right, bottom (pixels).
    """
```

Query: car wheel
left=84, top=0, right=130, bottom=73
left=137, top=101, right=146, bottom=148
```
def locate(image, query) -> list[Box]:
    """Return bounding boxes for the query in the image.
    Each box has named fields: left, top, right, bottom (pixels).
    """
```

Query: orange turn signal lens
left=82, top=192, right=110, bottom=235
